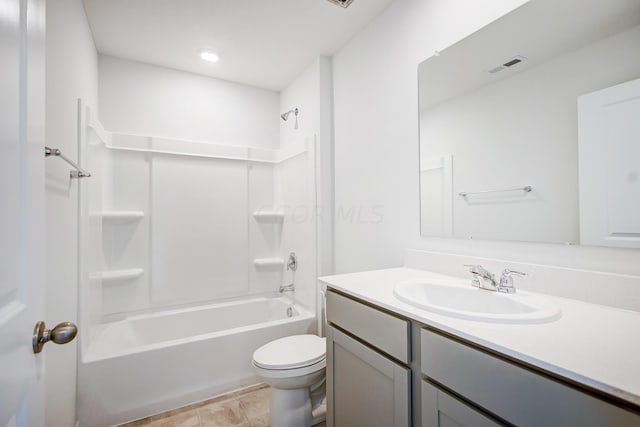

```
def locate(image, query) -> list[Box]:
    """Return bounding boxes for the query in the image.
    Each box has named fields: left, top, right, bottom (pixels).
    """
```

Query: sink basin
left=394, top=280, right=561, bottom=324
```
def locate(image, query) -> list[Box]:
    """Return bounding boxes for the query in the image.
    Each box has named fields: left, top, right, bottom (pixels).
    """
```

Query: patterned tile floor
left=121, top=384, right=326, bottom=427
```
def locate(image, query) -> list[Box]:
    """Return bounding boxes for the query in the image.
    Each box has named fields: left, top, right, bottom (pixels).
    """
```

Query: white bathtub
left=77, top=296, right=315, bottom=427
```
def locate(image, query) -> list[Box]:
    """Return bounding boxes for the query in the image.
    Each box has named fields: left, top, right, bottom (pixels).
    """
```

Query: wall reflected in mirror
left=418, top=0, right=640, bottom=247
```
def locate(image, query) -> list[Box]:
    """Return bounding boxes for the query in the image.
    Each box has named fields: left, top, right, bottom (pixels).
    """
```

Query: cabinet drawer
left=326, top=290, right=410, bottom=363
left=421, top=328, right=639, bottom=426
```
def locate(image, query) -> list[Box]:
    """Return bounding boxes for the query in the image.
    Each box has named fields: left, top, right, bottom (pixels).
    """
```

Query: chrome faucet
left=464, top=264, right=498, bottom=291
left=279, top=283, right=295, bottom=293
left=465, top=265, right=527, bottom=293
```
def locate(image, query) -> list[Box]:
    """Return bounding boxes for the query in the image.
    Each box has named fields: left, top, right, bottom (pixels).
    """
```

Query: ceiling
left=83, top=0, right=395, bottom=91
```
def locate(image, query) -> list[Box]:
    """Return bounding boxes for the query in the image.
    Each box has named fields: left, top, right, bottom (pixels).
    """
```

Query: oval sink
left=394, top=280, right=561, bottom=324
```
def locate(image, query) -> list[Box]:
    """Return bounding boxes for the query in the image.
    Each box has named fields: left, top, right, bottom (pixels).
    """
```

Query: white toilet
left=252, top=334, right=327, bottom=427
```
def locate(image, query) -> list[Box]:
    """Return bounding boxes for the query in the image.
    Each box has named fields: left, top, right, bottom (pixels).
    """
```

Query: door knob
left=32, top=321, right=78, bottom=353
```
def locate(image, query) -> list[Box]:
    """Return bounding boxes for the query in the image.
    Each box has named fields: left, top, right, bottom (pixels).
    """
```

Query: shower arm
left=45, top=146, right=92, bottom=178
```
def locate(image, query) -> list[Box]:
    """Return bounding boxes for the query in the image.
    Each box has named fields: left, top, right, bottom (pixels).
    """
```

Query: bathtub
left=77, top=296, right=315, bottom=427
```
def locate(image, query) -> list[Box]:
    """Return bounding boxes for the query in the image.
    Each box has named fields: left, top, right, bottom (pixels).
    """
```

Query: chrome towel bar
left=459, top=185, right=532, bottom=197
left=44, top=146, right=91, bottom=178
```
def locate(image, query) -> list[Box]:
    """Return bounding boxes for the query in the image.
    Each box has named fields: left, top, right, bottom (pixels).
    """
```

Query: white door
left=578, top=78, right=640, bottom=248
left=0, top=0, right=46, bottom=425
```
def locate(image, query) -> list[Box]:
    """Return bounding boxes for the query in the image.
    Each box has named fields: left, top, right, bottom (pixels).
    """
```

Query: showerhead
left=281, top=108, right=299, bottom=121
left=280, top=107, right=299, bottom=129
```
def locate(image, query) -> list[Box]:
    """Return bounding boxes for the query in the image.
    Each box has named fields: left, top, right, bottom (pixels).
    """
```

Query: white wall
left=45, top=0, right=98, bottom=425
left=99, top=55, right=279, bottom=148
left=332, top=0, right=640, bottom=279
left=280, top=57, right=334, bottom=276
left=333, top=0, right=529, bottom=272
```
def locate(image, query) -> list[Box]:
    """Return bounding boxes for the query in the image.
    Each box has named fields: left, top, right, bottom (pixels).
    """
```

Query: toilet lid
left=253, top=335, right=326, bottom=370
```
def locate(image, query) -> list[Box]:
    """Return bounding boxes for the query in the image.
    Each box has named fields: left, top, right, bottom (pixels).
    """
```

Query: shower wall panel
left=151, top=154, right=250, bottom=305
left=101, top=150, right=151, bottom=316
left=275, top=139, right=317, bottom=311
left=248, top=162, right=282, bottom=294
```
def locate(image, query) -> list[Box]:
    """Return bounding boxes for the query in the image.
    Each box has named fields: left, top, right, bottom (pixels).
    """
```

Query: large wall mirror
left=418, top=0, right=640, bottom=247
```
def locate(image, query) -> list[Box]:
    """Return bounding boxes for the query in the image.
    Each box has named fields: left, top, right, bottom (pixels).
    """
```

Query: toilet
left=252, top=334, right=327, bottom=427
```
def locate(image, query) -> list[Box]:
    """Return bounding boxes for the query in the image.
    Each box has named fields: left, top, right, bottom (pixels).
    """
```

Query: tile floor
left=122, top=384, right=326, bottom=427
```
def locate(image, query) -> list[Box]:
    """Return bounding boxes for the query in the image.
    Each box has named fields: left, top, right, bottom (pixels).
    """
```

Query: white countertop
left=319, top=267, right=640, bottom=408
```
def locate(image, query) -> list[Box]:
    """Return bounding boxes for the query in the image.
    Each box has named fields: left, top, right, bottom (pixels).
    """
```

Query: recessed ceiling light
left=200, top=50, right=220, bottom=63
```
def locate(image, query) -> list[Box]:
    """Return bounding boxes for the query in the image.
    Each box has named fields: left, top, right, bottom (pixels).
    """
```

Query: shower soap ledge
left=100, top=211, right=145, bottom=223
left=253, top=258, right=285, bottom=269
left=96, top=268, right=145, bottom=283
left=252, top=211, right=285, bottom=222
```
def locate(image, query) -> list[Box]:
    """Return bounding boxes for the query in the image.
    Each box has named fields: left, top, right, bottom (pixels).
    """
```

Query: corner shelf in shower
left=253, top=258, right=285, bottom=269
left=95, top=268, right=145, bottom=284
left=252, top=211, right=285, bottom=222
left=100, top=211, right=145, bottom=223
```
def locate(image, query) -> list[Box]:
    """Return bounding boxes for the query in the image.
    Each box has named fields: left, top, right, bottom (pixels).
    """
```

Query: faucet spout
left=279, top=283, right=295, bottom=293
left=464, top=264, right=498, bottom=291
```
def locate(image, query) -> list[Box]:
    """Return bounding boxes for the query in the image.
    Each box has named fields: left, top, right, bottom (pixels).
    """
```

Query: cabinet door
left=327, top=326, right=410, bottom=427
left=422, top=382, right=501, bottom=427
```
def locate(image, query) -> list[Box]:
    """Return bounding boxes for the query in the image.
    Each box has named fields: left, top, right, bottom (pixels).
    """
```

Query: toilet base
left=269, top=387, right=326, bottom=427
left=270, top=387, right=311, bottom=427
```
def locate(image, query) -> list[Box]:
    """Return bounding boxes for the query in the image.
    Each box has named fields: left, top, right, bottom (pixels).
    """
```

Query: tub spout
left=279, top=283, right=295, bottom=293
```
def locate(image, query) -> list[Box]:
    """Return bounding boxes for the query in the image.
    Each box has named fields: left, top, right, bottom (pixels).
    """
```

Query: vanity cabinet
left=421, top=328, right=639, bottom=427
left=325, top=287, right=640, bottom=427
left=326, top=291, right=411, bottom=427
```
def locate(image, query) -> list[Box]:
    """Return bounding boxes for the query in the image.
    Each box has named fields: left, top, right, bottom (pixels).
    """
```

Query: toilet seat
left=253, top=357, right=326, bottom=380
left=253, top=335, right=326, bottom=370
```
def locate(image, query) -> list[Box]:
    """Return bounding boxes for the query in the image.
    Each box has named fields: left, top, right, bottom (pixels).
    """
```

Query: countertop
left=319, top=267, right=640, bottom=409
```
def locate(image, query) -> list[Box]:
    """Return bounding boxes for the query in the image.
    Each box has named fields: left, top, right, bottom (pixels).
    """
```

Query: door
left=578, top=78, right=640, bottom=248
left=0, top=0, right=46, bottom=425
left=327, top=326, right=410, bottom=427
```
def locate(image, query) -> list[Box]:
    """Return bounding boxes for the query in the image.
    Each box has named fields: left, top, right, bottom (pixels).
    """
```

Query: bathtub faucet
left=279, top=283, right=295, bottom=293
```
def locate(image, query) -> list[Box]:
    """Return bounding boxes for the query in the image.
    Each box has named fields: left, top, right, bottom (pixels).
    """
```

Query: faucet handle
left=287, top=252, right=298, bottom=271
left=464, top=264, right=488, bottom=288
left=464, top=264, right=495, bottom=278
left=498, top=269, right=527, bottom=293
left=464, top=264, right=486, bottom=275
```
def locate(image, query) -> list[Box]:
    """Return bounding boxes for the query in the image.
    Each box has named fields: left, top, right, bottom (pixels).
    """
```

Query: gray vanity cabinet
left=325, top=288, right=640, bottom=426
left=326, top=291, right=411, bottom=427
left=421, top=328, right=640, bottom=426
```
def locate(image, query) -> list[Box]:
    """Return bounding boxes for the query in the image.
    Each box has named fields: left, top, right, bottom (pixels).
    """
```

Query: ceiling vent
left=326, top=0, right=355, bottom=8
left=488, top=55, right=528, bottom=74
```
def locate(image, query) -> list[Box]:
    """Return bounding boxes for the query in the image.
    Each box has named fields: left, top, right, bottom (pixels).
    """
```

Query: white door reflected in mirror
left=578, top=78, right=640, bottom=248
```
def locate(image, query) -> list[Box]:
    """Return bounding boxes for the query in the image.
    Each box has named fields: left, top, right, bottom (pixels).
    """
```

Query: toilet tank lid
left=253, top=334, right=326, bottom=370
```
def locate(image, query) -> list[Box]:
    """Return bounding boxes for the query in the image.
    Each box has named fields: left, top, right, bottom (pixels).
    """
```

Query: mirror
left=418, top=0, right=640, bottom=246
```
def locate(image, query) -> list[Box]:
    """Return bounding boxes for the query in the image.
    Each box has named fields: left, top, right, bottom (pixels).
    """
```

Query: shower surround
left=76, top=102, right=318, bottom=425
